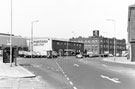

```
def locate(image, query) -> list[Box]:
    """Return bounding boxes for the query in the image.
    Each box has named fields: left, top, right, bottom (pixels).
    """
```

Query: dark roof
left=129, top=4, right=135, bottom=7
left=0, top=33, right=14, bottom=36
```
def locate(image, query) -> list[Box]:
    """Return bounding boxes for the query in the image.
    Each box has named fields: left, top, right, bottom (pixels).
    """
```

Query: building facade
left=0, top=33, right=28, bottom=51
left=30, top=37, right=84, bottom=56
left=128, top=4, right=135, bottom=42
left=52, top=39, right=84, bottom=56
left=70, top=30, right=126, bottom=56
left=127, top=4, right=135, bottom=61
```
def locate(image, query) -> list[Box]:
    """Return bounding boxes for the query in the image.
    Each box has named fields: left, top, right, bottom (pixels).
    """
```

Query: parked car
left=83, top=53, right=89, bottom=57
left=116, top=53, right=120, bottom=57
left=108, top=54, right=113, bottom=57
left=76, top=54, right=83, bottom=58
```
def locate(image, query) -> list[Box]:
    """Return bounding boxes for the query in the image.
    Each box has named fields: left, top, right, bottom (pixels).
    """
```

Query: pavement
left=103, top=57, right=135, bottom=65
left=0, top=57, right=55, bottom=89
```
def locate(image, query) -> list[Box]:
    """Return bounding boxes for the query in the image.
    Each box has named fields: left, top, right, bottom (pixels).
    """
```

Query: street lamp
left=31, top=20, right=39, bottom=58
left=106, top=19, right=116, bottom=61
left=10, top=0, right=13, bottom=67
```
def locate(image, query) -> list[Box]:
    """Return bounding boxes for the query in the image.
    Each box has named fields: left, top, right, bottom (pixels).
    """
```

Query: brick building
left=127, top=4, right=135, bottom=61
left=70, top=30, right=126, bottom=56
left=52, top=38, right=84, bottom=56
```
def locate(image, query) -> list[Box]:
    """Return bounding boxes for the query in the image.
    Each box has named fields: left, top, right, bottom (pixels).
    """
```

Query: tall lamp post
left=31, top=20, right=39, bottom=58
left=106, top=19, right=116, bottom=61
left=10, top=0, right=13, bottom=67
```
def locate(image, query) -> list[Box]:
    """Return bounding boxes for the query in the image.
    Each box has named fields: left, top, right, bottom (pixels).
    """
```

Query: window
left=85, top=40, right=88, bottom=43
left=57, top=42, right=59, bottom=45
left=100, top=40, right=103, bottom=43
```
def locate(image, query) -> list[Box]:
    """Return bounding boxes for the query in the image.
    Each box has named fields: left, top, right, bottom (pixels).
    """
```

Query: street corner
left=18, top=76, right=46, bottom=89
left=18, top=76, right=56, bottom=89
left=0, top=63, right=36, bottom=78
left=12, top=65, right=36, bottom=78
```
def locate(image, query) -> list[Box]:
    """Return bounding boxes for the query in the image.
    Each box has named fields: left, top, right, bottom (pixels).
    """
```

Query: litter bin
left=2, top=46, right=17, bottom=63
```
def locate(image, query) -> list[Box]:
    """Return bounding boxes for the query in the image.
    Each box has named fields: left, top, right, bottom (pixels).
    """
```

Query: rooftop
left=129, top=4, right=135, bottom=7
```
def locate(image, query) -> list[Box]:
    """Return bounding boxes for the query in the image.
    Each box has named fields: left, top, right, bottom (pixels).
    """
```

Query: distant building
left=0, top=33, right=28, bottom=51
left=27, top=37, right=84, bottom=56
left=70, top=30, right=126, bottom=56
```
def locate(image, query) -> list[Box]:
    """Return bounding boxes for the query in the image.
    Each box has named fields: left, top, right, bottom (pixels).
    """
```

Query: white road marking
left=69, top=81, right=73, bottom=85
left=66, top=77, right=70, bottom=80
left=55, top=59, right=78, bottom=89
left=63, top=72, right=65, bottom=74
left=64, top=75, right=67, bottom=77
left=100, top=75, right=121, bottom=83
left=112, top=78, right=119, bottom=81
left=74, top=64, right=79, bottom=67
left=73, top=86, right=78, bottom=89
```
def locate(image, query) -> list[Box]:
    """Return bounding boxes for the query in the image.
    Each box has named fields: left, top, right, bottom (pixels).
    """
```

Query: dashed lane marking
left=62, top=71, right=65, bottom=74
left=64, top=75, right=67, bottom=77
left=73, top=86, right=78, bottom=89
left=69, top=81, right=73, bottom=85
left=55, top=59, right=78, bottom=89
left=66, top=77, right=70, bottom=81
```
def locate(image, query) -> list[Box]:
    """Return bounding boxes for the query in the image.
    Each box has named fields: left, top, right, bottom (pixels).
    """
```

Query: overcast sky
left=0, top=0, right=134, bottom=42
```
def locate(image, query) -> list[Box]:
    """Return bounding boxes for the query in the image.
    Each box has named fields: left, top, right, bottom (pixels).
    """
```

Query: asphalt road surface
left=17, top=57, right=135, bottom=89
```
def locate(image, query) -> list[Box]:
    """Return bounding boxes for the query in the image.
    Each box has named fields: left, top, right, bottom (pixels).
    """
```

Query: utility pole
left=31, top=20, right=39, bottom=58
left=10, top=0, right=13, bottom=67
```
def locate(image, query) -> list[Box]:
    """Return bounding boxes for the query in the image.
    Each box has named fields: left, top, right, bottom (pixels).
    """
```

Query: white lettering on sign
left=33, top=40, right=48, bottom=43
left=33, top=40, right=48, bottom=46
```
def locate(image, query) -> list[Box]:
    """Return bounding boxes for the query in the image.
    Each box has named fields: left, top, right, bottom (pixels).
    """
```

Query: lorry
left=32, top=38, right=52, bottom=58
left=32, top=38, right=58, bottom=58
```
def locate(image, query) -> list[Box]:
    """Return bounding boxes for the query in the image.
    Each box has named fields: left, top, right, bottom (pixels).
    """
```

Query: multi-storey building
left=70, top=30, right=126, bottom=56
left=128, top=4, right=135, bottom=42
left=127, top=4, right=135, bottom=61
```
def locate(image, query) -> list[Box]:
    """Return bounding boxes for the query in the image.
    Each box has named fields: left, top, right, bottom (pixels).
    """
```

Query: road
left=17, top=57, right=135, bottom=89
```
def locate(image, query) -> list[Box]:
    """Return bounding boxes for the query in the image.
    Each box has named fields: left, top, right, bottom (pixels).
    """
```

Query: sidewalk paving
left=103, top=57, right=135, bottom=65
left=0, top=58, right=55, bottom=89
left=0, top=60, right=35, bottom=78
